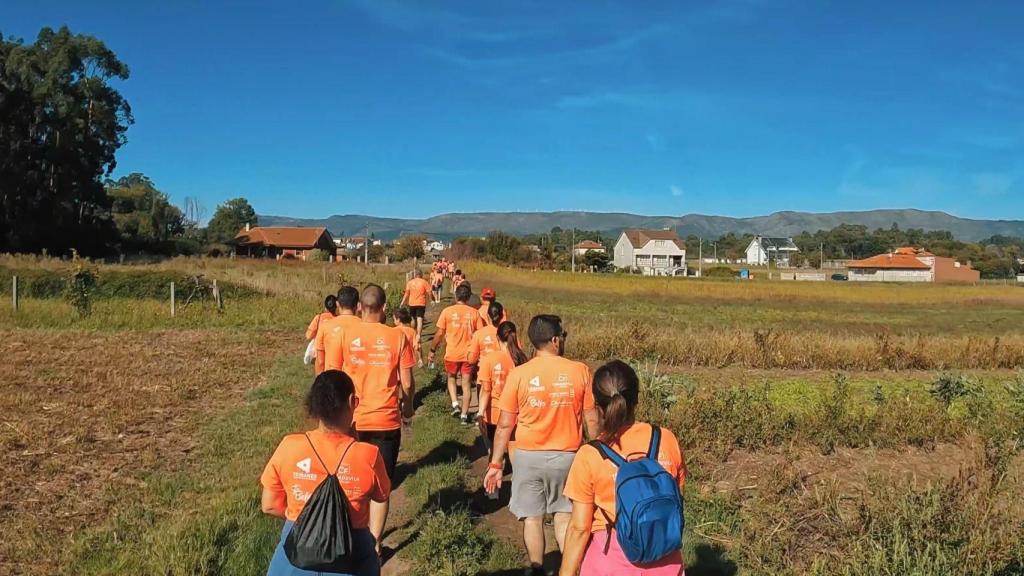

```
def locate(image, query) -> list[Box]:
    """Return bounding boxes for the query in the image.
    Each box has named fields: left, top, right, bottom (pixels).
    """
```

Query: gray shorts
left=509, top=449, right=576, bottom=519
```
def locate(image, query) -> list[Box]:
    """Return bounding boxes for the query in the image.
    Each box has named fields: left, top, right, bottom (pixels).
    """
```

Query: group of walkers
left=263, top=266, right=686, bottom=576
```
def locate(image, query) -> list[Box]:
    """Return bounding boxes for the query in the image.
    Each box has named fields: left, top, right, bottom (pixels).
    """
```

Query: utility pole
left=364, top=223, right=369, bottom=265
left=571, top=228, right=576, bottom=273
left=698, top=238, right=703, bottom=278
left=713, top=241, right=718, bottom=263
left=820, top=242, right=824, bottom=269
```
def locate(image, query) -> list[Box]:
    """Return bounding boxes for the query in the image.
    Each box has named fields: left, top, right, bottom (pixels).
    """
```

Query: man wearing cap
left=479, top=287, right=508, bottom=327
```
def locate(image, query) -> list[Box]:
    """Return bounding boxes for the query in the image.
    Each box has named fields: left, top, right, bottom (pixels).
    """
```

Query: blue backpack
left=592, top=425, right=684, bottom=565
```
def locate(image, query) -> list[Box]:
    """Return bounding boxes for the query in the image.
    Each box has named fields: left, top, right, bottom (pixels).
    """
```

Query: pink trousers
left=580, top=531, right=685, bottom=576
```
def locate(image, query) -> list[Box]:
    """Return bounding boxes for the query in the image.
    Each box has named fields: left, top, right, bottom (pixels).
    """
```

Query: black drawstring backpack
left=284, top=434, right=357, bottom=572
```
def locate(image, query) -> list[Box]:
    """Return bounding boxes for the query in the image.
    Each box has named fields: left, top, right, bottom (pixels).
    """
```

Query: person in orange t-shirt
left=451, top=269, right=465, bottom=295
left=394, top=306, right=423, bottom=368
left=468, top=301, right=504, bottom=366
left=560, top=361, right=686, bottom=576
left=261, top=370, right=390, bottom=575
left=477, top=320, right=529, bottom=456
left=315, top=286, right=362, bottom=375
left=399, top=268, right=432, bottom=342
left=478, top=287, right=509, bottom=327
left=429, top=283, right=483, bottom=425
left=334, top=284, right=416, bottom=556
left=429, top=268, right=445, bottom=304
left=483, top=315, right=600, bottom=575
left=304, top=295, right=338, bottom=341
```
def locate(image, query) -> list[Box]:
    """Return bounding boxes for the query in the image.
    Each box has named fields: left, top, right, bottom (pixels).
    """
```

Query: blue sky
left=5, top=0, right=1024, bottom=220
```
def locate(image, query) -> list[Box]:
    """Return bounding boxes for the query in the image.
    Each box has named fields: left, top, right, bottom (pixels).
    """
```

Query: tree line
left=1, top=26, right=257, bottom=257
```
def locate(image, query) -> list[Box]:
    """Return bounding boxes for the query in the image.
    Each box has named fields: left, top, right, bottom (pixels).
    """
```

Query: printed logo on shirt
left=494, top=363, right=503, bottom=373
left=293, top=457, right=319, bottom=481
left=528, top=376, right=544, bottom=392
left=297, top=458, right=311, bottom=473
left=554, top=373, right=571, bottom=388
left=528, top=397, right=547, bottom=408
left=351, top=337, right=363, bottom=349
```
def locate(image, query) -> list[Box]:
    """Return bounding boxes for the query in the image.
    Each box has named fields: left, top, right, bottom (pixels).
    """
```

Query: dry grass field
left=1, top=257, right=1022, bottom=575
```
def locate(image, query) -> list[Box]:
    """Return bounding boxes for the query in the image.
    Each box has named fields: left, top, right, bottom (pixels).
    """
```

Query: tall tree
left=0, top=26, right=132, bottom=254
left=106, top=173, right=184, bottom=250
left=206, top=197, right=257, bottom=243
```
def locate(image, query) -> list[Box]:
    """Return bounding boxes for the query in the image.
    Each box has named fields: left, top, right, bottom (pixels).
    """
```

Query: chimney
left=245, top=222, right=251, bottom=231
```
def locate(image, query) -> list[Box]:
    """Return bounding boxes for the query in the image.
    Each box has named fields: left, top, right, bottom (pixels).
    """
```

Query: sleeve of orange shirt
left=477, top=354, right=493, bottom=392
left=260, top=440, right=286, bottom=494
left=305, top=314, right=321, bottom=341
left=496, top=371, right=521, bottom=415
left=369, top=448, right=392, bottom=503
left=563, top=445, right=597, bottom=504
left=399, top=332, right=416, bottom=369
left=581, top=364, right=596, bottom=410
left=467, top=333, right=482, bottom=364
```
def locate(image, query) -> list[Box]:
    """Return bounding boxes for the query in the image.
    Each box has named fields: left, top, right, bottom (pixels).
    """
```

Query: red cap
left=481, top=287, right=496, bottom=299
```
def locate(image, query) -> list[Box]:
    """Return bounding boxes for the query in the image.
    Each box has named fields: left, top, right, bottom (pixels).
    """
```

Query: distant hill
left=258, top=209, right=1024, bottom=243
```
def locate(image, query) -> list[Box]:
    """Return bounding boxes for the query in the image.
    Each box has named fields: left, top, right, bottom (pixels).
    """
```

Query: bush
left=305, top=248, right=331, bottom=262
left=704, top=266, right=737, bottom=278
left=408, top=510, right=496, bottom=576
left=929, top=373, right=975, bottom=408
left=65, top=254, right=98, bottom=317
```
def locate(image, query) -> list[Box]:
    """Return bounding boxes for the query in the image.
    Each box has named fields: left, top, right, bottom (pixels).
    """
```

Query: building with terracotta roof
left=613, top=229, right=687, bottom=275
left=572, top=239, right=606, bottom=256
left=847, top=246, right=979, bottom=283
left=233, top=225, right=335, bottom=260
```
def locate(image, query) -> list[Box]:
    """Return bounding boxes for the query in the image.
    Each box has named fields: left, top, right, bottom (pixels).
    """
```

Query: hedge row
left=0, top=266, right=262, bottom=300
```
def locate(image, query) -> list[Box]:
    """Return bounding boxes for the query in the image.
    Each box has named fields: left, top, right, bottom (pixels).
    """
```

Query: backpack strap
left=304, top=433, right=357, bottom=476
left=589, top=440, right=628, bottom=468
left=647, top=425, right=662, bottom=460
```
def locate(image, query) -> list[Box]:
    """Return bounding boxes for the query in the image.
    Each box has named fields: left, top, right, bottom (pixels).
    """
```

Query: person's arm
left=400, top=365, right=415, bottom=419
left=483, top=409, right=517, bottom=492
left=305, top=314, right=320, bottom=341
left=559, top=501, right=595, bottom=576
left=428, top=327, right=445, bottom=363
left=467, top=336, right=481, bottom=364
left=260, top=485, right=287, bottom=519
left=400, top=284, right=409, bottom=307
left=314, top=326, right=327, bottom=375
left=583, top=408, right=601, bottom=441
left=370, top=450, right=392, bottom=503
left=477, top=378, right=492, bottom=425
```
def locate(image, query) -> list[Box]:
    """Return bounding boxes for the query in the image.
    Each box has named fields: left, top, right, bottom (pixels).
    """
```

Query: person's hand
left=428, top=350, right=436, bottom=363
left=483, top=466, right=503, bottom=494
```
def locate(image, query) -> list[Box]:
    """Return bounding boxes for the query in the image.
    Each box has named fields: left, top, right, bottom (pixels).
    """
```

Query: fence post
left=170, top=282, right=176, bottom=317
left=213, top=279, right=223, bottom=311
left=322, top=266, right=327, bottom=285
left=12, top=276, right=18, bottom=312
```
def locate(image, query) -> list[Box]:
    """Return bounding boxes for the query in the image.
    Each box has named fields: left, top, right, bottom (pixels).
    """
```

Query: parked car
left=831, top=273, right=848, bottom=281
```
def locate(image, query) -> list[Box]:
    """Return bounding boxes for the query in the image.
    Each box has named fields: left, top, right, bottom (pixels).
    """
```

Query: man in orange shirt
left=399, top=268, right=432, bottom=342
left=478, top=287, right=508, bottom=326
left=334, top=283, right=416, bottom=557
left=315, top=286, right=361, bottom=375
left=428, top=283, right=483, bottom=425
left=483, top=314, right=600, bottom=576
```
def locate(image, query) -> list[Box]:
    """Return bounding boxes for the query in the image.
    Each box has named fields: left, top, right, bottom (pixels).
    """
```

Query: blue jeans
left=267, top=521, right=379, bottom=576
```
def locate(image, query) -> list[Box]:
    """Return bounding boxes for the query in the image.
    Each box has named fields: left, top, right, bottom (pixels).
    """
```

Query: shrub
left=65, top=253, right=98, bottom=317
left=305, top=248, right=331, bottom=262
left=929, top=372, right=975, bottom=409
left=408, top=509, right=495, bottom=576
left=704, top=266, right=737, bottom=279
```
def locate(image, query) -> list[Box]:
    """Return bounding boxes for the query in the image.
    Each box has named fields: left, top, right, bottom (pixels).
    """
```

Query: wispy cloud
left=670, top=185, right=684, bottom=197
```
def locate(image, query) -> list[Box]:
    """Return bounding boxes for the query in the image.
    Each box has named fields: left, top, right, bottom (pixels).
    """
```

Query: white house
left=422, top=239, right=446, bottom=252
left=572, top=240, right=606, bottom=256
left=613, top=229, right=687, bottom=275
left=745, top=236, right=799, bottom=266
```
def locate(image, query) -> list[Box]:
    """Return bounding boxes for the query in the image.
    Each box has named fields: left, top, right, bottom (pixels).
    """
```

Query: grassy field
left=1, top=257, right=1022, bottom=575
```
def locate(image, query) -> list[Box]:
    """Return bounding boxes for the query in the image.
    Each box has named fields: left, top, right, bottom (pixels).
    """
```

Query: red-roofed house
left=847, top=246, right=979, bottom=283
left=233, top=225, right=335, bottom=260
left=572, top=239, right=606, bottom=256
left=613, top=229, right=687, bottom=275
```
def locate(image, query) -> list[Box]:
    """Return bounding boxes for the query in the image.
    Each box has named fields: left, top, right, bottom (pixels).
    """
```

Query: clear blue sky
left=5, top=1, right=1024, bottom=220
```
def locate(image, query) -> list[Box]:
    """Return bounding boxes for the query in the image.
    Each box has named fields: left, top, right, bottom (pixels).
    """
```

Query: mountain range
left=258, top=209, right=1024, bottom=243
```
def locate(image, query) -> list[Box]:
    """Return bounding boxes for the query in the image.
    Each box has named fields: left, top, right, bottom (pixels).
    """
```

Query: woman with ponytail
left=560, top=361, right=687, bottom=576
left=476, top=320, right=527, bottom=457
